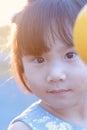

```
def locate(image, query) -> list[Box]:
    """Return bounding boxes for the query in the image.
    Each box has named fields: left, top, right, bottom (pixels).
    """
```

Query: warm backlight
left=0, top=0, right=27, bottom=26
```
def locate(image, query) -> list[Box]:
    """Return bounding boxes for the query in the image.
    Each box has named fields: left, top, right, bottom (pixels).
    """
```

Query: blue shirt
left=9, top=100, right=87, bottom=130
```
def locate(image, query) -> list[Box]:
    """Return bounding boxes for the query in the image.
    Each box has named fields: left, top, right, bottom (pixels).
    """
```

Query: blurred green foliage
left=0, top=25, right=11, bottom=77
left=0, top=25, right=11, bottom=47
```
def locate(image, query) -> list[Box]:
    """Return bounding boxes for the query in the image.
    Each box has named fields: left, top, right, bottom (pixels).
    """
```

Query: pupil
left=67, top=52, right=73, bottom=58
left=38, top=57, right=44, bottom=63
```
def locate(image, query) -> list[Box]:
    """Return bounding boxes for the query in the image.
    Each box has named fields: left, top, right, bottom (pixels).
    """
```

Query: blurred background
left=0, top=1, right=38, bottom=130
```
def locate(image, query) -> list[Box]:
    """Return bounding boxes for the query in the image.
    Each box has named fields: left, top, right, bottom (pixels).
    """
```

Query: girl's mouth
left=47, top=89, right=72, bottom=95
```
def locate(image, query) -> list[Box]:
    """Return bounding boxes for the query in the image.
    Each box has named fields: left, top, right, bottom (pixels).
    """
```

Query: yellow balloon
left=73, top=5, right=87, bottom=63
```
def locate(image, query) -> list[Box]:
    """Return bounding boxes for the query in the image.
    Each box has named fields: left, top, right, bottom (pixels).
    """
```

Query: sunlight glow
left=0, top=0, right=27, bottom=26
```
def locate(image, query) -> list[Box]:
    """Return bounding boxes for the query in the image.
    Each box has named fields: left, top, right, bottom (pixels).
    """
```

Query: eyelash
left=64, top=52, right=77, bottom=60
left=33, top=57, right=45, bottom=64
left=32, top=52, right=77, bottom=64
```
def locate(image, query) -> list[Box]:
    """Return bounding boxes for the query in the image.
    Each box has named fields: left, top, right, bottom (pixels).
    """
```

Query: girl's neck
left=40, top=100, right=87, bottom=127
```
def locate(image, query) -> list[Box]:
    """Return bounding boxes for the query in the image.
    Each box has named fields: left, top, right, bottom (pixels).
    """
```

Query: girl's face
left=22, top=38, right=87, bottom=110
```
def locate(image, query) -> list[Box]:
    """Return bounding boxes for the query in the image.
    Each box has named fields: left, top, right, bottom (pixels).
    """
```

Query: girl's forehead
left=36, top=43, right=75, bottom=59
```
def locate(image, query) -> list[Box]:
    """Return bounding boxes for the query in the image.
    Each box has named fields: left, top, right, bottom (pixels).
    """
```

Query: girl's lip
left=47, top=89, right=71, bottom=94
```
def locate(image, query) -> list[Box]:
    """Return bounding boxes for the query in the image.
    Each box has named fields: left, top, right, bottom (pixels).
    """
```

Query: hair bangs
left=17, top=2, right=53, bottom=56
left=16, top=0, right=85, bottom=56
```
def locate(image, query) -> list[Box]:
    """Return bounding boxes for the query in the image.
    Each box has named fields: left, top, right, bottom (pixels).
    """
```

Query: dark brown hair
left=11, top=0, right=87, bottom=92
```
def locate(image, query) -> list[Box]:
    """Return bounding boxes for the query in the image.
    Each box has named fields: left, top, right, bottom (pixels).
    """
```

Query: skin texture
left=22, top=38, right=87, bottom=126
left=8, top=38, right=87, bottom=130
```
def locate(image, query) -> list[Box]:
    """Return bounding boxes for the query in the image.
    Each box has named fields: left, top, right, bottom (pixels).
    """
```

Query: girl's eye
left=64, top=52, right=77, bottom=59
left=34, top=57, right=45, bottom=63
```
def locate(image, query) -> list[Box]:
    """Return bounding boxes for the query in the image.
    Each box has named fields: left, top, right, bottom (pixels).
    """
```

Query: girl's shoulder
left=8, top=121, right=30, bottom=130
left=8, top=100, right=87, bottom=130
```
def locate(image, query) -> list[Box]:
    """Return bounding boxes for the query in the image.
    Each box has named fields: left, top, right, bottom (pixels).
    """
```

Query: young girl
left=8, top=0, right=87, bottom=130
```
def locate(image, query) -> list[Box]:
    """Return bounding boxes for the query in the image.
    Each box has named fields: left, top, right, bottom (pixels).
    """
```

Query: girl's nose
left=47, top=68, right=66, bottom=83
